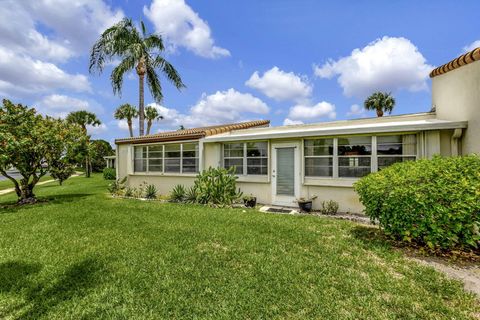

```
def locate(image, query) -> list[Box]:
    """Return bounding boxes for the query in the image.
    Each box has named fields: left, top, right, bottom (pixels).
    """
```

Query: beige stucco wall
left=432, top=60, right=480, bottom=154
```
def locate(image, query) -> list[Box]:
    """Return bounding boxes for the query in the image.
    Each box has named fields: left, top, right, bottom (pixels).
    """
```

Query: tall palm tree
left=364, top=92, right=395, bottom=117
left=89, top=18, right=185, bottom=136
left=114, top=103, right=138, bottom=137
left=145, top=106, right=164, bottom=135
left=66, top=111, right=101, bottom=177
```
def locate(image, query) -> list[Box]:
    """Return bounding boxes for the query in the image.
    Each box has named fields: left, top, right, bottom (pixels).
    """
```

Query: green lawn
left=0, top=175, right=478, bottom=319
left=0, top=175, right=52, bottom=191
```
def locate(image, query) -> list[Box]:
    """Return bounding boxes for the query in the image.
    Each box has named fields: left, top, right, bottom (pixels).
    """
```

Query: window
left=223, top=142, right=268, bottom=175
left=133, top=142, right=199, bottom=174
left=338, top=136, right=372, bottom=178
left=304, top=139, right=333, bottom=177
left=377, top=135, right=416, bottom=170
left=304, top=134, right=417, bottom=179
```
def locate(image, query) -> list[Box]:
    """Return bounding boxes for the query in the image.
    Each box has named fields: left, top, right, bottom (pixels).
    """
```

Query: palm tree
left=114, top=103, right=138, bottom=137
left=66, top=111, right=101, bottom=177
left=145, top=106, right=164, bottom=135
left=364, top=92, right=395, bottom=117
left=89, top=18, right=185, bottom=136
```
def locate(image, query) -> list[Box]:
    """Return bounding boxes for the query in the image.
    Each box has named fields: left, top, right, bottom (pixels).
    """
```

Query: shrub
left=124, top=187, right=134, bottom=197
left=354, top=155, right=480, bottom=251
left=193, top=167, right=242, bottom=207
left=107, top=177, right=127, bottom=195
left=103, top=167, right=116, bottom=180
left=170, top=185, right=186, bottom=202
left=320, top=200, right=339, bottom=215
left=185, top=186, right=198, bottom=203
left=145, top=184, right=157, bottom=199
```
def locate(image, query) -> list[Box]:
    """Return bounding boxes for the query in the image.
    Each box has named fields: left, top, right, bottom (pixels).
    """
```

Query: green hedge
left=354, top=155, right=480, bottom=251
left=103, top=167, right=116, bottom=180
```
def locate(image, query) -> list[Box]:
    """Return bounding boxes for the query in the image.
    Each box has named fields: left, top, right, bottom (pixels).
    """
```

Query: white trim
left=204, top=120, right=467, bottom=142
left=271, top=142, right=300, bottom=207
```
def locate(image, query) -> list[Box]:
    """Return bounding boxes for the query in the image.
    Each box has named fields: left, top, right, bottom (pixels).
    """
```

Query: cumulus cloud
left=144, top=0, right=230, bottom=58
left=346, top=104, right=368, bottom=117
left=118, top=120, right=137, bottom=131
left=463, top=40, right=480, bottom=53
left=147, top=89, right=269, bottom=130
left=283, top=118, right=304, bottom=126
left=245, top=66, right=312, bottom=102
left=0, top=48, right=91, bottom=98
left=34, top=94, right=102, bottom=119
left=314, top=36, right=433, bottom=98
left=287, top=101, right=336, bottom=122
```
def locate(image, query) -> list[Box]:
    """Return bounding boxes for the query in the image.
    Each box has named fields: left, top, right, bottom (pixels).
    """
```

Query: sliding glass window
left=133, top=142, right=199, bottom=174
left=223, top=142, right=268, bottom=175
left=377, top=135, right=417, bottom=170
left=304, top=139, right=333, bottom=177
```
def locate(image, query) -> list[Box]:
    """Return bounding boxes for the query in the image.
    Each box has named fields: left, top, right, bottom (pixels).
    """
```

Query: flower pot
left=243, top=197, right=257, bottom=208
left=298, top=200, right=313, bottom=213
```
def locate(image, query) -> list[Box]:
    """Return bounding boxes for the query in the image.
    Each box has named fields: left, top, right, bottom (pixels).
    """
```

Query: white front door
left=271, top=142, right=300, bottom=207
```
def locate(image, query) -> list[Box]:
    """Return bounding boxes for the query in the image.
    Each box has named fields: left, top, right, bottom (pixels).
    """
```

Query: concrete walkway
left=0, top=174, right=81, bottom=196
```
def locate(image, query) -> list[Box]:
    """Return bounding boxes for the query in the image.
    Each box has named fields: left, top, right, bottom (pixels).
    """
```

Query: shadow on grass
left=0, top=193, right=92, bottom=213
left=349, top=225, right=392, bottom=251
left=0, top=256, right=106, bottom=319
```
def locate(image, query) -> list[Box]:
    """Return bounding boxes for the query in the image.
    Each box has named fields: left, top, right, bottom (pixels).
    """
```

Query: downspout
left=451, top=128, right=463, bottom=156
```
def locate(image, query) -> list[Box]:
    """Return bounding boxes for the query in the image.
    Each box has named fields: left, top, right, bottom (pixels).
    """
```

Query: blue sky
left=1, top=0, right=479, bottom=145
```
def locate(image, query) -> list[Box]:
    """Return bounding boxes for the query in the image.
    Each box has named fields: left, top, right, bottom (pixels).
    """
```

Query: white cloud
left=0, top=48, right=91, bottom=98
left=144, top=0, right=230, bottom=58
left=463, top=40, right=480, bottom=53
left=245, top=66, right=312, bottom=102
left=34, top=94, right=102, bottom=119
left=314, top=36, right=433, bottom=98
left=346, top=104, right=367, bottom=117
left=283, top=118, right=304, bottom=126
left=287, top=101, right=336, bottom=121
left=147, top=88, right=269, bottom=129
left=118, top=120, right=137, bottom=131
left=88, top=123, right=108, bottom=136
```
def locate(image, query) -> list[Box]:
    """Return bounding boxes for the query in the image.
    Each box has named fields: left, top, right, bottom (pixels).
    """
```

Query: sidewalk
left=0, top=174, right=81, bottom=196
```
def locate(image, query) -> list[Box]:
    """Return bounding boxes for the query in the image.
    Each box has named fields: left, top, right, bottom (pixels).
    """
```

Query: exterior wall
left=432, top=60, right=480, bottom=154
left=127, top=175, right=195, bottom=195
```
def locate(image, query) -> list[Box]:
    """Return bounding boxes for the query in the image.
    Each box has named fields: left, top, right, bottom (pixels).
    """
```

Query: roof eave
left=203, top=121, right=468, bottom=142
left=115, top=133, right=204, bottom=145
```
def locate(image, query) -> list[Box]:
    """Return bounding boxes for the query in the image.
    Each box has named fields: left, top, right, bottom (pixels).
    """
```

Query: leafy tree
left=90, top=139, right=114, bottom=172
left=364, top=92, right=395, bottom=117
left=145, top=105, right=164, bottom=135
left=114, top=103, right=138, bottom=137
left=66, top=110, right=101, bottom=177
left=0, top=99, right=84, bottom=204
left=90, top=18, right=185, bottom=136
left=50, top=160, right=76, bottom=186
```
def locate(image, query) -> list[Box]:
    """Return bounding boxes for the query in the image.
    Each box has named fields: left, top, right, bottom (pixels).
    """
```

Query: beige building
left=115, top=47, right=480, bottom=213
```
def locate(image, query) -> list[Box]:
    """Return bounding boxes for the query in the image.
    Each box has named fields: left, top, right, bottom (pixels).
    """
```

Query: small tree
left=145, top=105, right=164, bottom=135
left=364, top=92, right=395, bottom=117
left=90, top=139, right=114, bottom=172
left=0, top=100, right=84, bottom=203
left=66, top=110, right=101, bottom=177
left=114, top=103, right=138, bottom=137
left=50, top=160, right=76, bottom=186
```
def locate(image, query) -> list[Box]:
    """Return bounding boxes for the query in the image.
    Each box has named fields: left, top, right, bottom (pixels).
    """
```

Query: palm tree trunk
left=128, top=119, right=133, bottom=137
left=146, top=120, right=152, bottom=135
left=376, top=109, right=384, bottom=117
left=139, top=73, right=145, bottom=136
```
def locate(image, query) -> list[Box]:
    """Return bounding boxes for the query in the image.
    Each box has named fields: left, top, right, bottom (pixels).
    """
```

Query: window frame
left=304, top=133, right=418, bottom=179
left=132, top=141, right=199, bottom=175
left=223, top=141, right=269, bottom=176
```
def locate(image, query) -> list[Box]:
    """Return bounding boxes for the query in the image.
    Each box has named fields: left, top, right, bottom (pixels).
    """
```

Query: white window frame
left=133, top=141, right=199, bottom=175
left=303, top=138, right=334, bottom=178
left=376, top=134, right=418, bottom=171
left=223, top=141, right=269, bottom=176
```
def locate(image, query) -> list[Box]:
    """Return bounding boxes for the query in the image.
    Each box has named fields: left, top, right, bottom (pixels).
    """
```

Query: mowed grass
left=0, top=175, right=52, bottom=191
left=0, top=175, right=478, bottom=319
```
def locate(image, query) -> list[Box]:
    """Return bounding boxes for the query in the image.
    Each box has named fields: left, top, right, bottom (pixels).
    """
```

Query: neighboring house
left=104, top=155, right=116, bottom=169
left=115, top=47, right=480, bottom=213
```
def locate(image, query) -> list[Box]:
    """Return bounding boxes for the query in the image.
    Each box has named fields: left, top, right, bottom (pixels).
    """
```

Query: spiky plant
left=114, top=103, right=138, bottom=137
left=364, top=92, right=395, bottom=117
left=90, top=18, right=185, bottom=136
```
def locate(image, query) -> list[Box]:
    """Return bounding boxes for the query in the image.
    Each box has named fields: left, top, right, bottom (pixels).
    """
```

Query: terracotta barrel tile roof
left=115, top=120, right=270, bottom=144
left=430, top=47, right=480, bottom=78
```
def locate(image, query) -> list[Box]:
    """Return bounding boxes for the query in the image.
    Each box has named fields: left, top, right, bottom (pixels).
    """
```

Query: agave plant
left=170, top=184, right=186, bottom=202
left=145, top=184, right=158, bottom=199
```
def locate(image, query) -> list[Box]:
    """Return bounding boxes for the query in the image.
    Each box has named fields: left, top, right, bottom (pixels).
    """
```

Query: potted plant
left=296, top=196, right=317, bottom=213
left=243, top=195, right=257, bottom=208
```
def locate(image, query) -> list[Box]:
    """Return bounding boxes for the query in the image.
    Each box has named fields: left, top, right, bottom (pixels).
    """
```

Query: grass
left=0, top=175, right=478, bottom=319
left=0, top=175, right=52, bottom=191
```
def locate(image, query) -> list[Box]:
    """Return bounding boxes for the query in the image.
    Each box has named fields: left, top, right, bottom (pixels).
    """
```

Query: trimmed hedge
left=354, top=155, right=480, bottom=251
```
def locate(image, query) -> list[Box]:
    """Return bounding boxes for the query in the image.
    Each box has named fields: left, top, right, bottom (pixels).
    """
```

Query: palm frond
left=111, top=56, right=136, bottom=97
left=145, top=64, right=163, bottom=103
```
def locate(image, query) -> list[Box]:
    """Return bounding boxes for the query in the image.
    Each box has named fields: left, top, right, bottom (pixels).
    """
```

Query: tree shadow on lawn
left=0, top=256, right=106, bottom=319
left=0, top=193, right=92, bottom=214
left=349, top=225, right=393, bottom=251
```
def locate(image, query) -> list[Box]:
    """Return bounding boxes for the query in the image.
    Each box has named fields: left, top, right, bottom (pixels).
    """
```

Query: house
left=104, top=155, right=116, bottom=169
left=115, top=47, right=480, bottom=213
